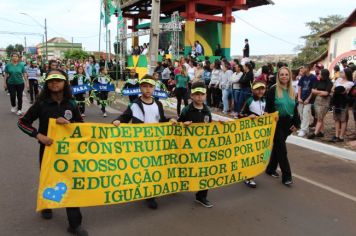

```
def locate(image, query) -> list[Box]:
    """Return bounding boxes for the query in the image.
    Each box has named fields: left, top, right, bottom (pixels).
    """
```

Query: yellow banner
left=37, top=113, right=277, bottom=211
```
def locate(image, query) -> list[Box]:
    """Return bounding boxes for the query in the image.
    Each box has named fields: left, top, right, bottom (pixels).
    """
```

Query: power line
left=0, top=31, right=42, bottom=36
left=46, top=26, right=100, bottom=39
left=0, top=17, right=37, bottom=27
left=233, top=15, right=299, bottom=46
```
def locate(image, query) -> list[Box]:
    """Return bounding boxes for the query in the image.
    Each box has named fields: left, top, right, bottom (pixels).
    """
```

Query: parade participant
left=41, top=61, right=49, bottom=76
left=17, top=69, right=88, bottom=236
left=123, top=68, right=139, bottom=102
left=265, top=67, right=300, bottom=186
left=60, top=63, right=67, bottom=72
left=297, top=64, right=317, bottom=137
left=4, top=52, right=28, bottom=115
left=67, top=65, right=77, bottom=81
left=26, top=60, right=41, bottom=104
left=174, top=66, right=189, bottom=116
left=308, top=69, right=333, bottom=139
left=48, top=60, right=58, bottom=70
left=153, top=72, right=167, bottom=101
left=112, top=74, right=177, bottom=209
left=240, top=81, right=267, bottom=188
left=93, top=67, right=111, bottom=117
left=71, top=65, right=89, bottom=116
left=85, top=55, right=99, bottom=80
left=178, top=81, right=213, bottom=207
left=330, top=68, right=354, bottom=142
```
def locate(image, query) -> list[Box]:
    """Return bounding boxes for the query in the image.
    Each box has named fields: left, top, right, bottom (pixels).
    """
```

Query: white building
left=312, top=9, right=356, bottom=72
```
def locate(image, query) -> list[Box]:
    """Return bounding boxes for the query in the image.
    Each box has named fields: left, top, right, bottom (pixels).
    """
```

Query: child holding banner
left=239, top=80, right=267, bottom=188
left=178, top=81, right=214, bottom=208
left=71, top=65, right=90, bottom=117
left=17, top=69, right=88, bottom=236
left=112, top=74, right=177, bottom=209
left=265, top=67, right=300, bottom=186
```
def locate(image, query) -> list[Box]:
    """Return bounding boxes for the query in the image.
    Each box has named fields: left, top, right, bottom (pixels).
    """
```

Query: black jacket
left=117, top=97, right=170, bottom=124
left=18, top=97, right=83, bottom=137
left=178, top=103, right=212, bottom=123
left=239, top=71, right=254, bottom=88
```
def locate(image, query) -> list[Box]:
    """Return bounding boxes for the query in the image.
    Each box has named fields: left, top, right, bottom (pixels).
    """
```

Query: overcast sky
left=0, top=0, right=352, bottom=56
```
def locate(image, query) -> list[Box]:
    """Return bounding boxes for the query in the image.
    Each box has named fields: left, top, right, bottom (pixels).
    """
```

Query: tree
left=5, top=45, right=15, bottom=57
left=5, top=44, right=25, bottom=57
left=14, top=44, right=24, bottom=54
left=292, top=15, right=344, bottom=68
left=63, top=49, right=89, bottom=60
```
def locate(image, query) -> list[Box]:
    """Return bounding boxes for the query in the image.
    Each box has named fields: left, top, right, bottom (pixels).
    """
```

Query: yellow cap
left=191, top=87, right=207, bottom=94
left=139, top=78, right=156, bottom=86
left=252, top=82, right=266, bottom=90
left=45, top=73, right=66, bottom=81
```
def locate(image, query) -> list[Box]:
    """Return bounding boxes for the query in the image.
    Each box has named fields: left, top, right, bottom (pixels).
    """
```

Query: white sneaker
left=81, top=113, right=86, bottom=117
left=103, top=112, right=107, bottom=117
left=11, top=107, right=17, bottom=113
left=297, top=131, right=306, bottom=137
left=16, top=110, right=23, bottom=116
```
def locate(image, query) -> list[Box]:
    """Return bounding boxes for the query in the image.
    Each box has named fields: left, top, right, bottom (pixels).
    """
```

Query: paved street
left=1, top=88, right=356, bottom=236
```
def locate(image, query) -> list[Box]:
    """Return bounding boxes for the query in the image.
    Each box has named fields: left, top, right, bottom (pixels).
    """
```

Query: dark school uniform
left=178, top=103, right=212, bottom=200
left=71, top=74, right=90, bottom=114
left=18, top=97, right=84, bottom=228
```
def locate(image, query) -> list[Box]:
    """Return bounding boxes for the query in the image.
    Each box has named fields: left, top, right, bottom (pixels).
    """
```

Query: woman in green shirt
left=4, top=52, right=28, bottom=115
left=265, top=67, right=300, bottom=186
left=175, top=66, right=189, bottom=116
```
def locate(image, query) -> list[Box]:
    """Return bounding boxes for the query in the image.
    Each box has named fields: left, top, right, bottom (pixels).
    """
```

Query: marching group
left=1, top=48, right=356, bottom=235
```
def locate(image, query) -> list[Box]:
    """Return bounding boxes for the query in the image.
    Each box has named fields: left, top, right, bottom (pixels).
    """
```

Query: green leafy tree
left=5, top=44, right=15, bottom=57
left=14, top=44, right=25, bottom=54
left=292, top=15, right=344, bottom=68
left=64, top=49, right=89, bottom=60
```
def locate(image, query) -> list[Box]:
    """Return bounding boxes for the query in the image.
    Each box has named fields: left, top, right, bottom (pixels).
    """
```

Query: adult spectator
left=308, top=69, right=333, bottom=139
left=243, top=39, right=250, bottom=58
left=297, top=64, right=317, bottom=137
left=235, top=62, right=254, bottom=114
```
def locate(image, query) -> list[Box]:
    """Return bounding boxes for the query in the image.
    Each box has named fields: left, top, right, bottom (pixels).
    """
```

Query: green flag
left=117, top=7, right=124, bottom=29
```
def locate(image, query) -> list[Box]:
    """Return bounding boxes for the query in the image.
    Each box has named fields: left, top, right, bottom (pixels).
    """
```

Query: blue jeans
left=222, top=88, right=232, bottom=112
left=236, top=87, right=251, bottom=114
left=233, top=89, right=241, bottom=113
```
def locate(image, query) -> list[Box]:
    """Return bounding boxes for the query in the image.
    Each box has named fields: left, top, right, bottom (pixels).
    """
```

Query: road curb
left=287, top=135, right=356, bottom=162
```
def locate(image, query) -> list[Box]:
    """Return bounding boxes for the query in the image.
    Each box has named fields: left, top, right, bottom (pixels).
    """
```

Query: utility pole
left=71, top=37, right=74, bottom=50
left=148, top=0, right=161, bottom=75
left=108, top=29, right=111, bottom=62
left=45, top=18, right=48, bottom=61
left=24, top=36, right=27, bottom=55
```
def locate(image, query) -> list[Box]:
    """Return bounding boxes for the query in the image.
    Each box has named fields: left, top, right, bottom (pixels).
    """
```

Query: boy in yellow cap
left=240, top=80, right=267, bottom=188
left=112, top=74, right=177, bottom=209
left=178, top=81, right=214, bottom=208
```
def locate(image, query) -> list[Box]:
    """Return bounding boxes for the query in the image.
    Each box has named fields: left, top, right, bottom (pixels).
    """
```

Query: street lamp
left=20, top=12, right=48, bottom=61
